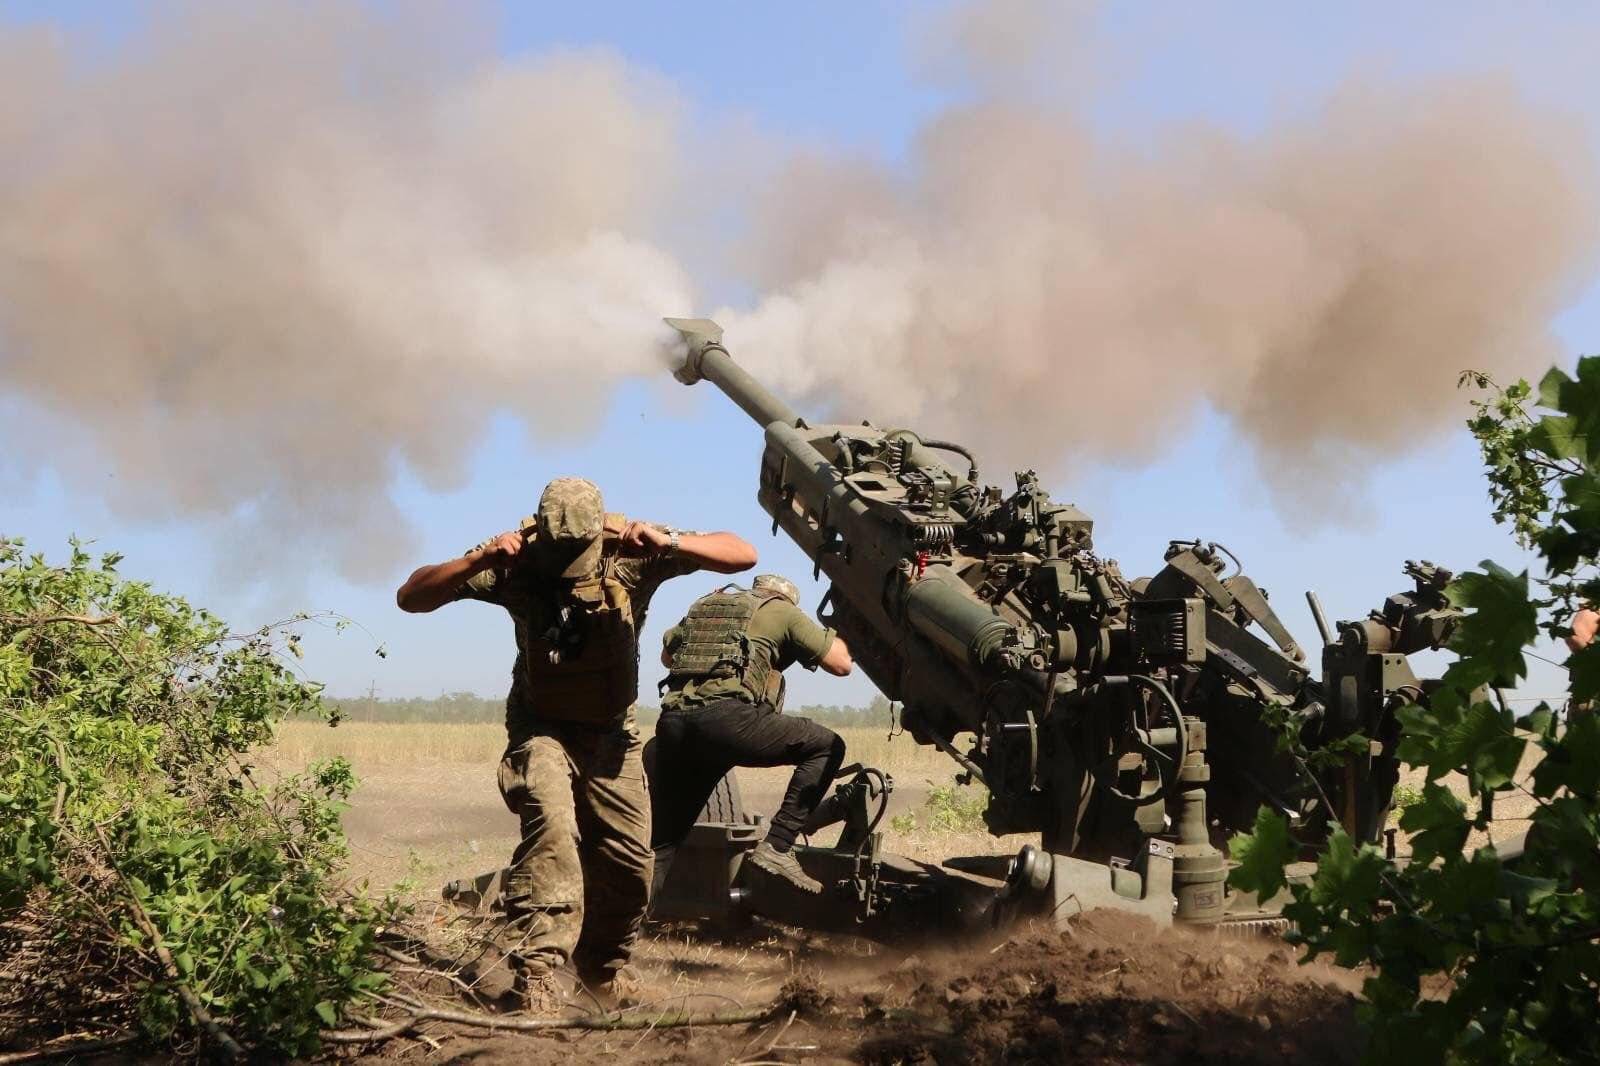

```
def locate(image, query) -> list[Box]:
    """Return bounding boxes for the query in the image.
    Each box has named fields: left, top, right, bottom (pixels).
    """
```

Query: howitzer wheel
left=699, top=768, right=745, bottom=823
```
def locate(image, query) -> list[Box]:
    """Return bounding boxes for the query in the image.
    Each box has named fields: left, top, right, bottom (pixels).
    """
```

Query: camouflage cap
left=753, top=573, right=801, bottom=606
left=536, top=478, right=605, bottom=579
left=538, top=478, right=604, bottom=542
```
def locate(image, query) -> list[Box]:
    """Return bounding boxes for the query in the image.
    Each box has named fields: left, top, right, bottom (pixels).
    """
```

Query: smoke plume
left=0, top=3, right=690, bottom=579
left=1, top=0, right=1596, bottom=577
left=723, top=7, right=1598, bottom=510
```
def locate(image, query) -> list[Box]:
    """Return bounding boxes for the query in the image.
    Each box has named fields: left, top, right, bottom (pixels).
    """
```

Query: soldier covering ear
left=395, top=477, right=756, bottom=1009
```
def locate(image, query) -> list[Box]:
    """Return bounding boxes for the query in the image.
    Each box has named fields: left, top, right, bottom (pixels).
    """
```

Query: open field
left=272, top=720, right=956, bottom=776
left=266, top=720, right=1547, bottom=902
left=266, top=720, right=1021, bottom=902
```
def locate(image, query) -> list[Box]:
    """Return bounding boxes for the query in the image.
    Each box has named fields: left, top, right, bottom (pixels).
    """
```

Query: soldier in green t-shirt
left=652, top=574, right=854, bottom=895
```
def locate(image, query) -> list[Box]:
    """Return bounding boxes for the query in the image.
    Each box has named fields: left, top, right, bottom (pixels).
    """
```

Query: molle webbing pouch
left=668, top=588, right=760, bottom=680
left=667, top=587, right=785, bottom=705
left=520, top=522, right=639, bottom=724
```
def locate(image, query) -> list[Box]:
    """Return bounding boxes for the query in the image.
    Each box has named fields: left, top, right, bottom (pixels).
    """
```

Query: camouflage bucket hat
left=753, top=574, right=801, bottom=606
left=538, top=477, right=605, bottom=578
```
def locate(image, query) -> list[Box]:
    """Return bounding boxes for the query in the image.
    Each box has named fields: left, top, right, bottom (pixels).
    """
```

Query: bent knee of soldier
left=793, top=721, right=845, bottom=763
left=825, top=729, right=846, bottom=764
left=501, top=739, right=578, bottom=822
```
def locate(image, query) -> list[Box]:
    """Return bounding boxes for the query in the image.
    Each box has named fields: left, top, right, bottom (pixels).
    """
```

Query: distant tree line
left=321, top=691, right=898, bottom=729
left=323, top=691, right=503, bottom=724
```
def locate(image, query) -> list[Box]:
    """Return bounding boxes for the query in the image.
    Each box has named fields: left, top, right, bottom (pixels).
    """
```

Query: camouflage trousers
left=495, top=713, right=653, bottom=985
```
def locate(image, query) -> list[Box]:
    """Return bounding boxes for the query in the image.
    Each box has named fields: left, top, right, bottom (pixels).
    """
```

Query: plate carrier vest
left=515, top=512, right=639, bottom=724
left=664, top=585, right=789, bottom=708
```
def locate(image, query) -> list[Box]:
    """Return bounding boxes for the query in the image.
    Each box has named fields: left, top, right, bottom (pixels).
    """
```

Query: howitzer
left=666, top=316, right=1460, bottom=929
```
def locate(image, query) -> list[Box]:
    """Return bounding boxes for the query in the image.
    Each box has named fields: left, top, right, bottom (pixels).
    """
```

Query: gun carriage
left=655, top=317, right=1459, bottom=935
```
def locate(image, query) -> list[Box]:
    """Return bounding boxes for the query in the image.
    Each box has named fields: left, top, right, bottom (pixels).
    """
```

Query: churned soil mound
left=847, top=910, right=1361, bottom=1065
left=358, top=910, right=1362, bottom=1066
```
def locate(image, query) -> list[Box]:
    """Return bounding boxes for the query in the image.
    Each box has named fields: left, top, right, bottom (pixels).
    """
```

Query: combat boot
left=581, top=965, right=644, bottom=1012
left=742, top=841, right=823, bottom=895
left=517, top=964, right=582, bottom=1015
left=457, top=940, right=521, bottom=1012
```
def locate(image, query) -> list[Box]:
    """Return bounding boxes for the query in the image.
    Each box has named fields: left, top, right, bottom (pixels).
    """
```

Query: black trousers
left=652, top=699, right=846, bottom=852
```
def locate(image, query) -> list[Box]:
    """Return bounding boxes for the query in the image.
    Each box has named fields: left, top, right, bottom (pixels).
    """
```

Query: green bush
left=1229, top=366, right=1600, bottom=1065
left=893, top=780, right=990, bottom=835
left=0, top=539, right=389, bottom=1058
left=1387, top=784, right=1424, bottom=824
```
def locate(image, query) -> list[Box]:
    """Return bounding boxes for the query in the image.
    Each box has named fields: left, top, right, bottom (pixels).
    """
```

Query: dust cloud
left=1, top=0, right=1596, bottom=577
left=0, top=3, right=691, bottom=579
left=724, top=4, right=1598, bottom=511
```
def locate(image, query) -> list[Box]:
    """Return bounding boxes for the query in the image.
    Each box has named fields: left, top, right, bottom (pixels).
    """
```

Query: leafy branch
left=1229, top=365, right=1600, bottom=1064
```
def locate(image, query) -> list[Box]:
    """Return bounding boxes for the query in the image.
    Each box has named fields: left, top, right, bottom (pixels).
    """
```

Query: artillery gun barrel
left=667, top=317, right=799, bottom=429
left=665, top=314, right=1011, bottom=723
left=667, top=318, right=862, bottom=589
left=666, top=317, right=967, bottom=483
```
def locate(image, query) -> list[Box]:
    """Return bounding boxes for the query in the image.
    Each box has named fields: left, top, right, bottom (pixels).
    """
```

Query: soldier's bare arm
left=818, top=634, right=853, bottom=676
left=395, top=532, right=521, bottom=613
left=618, top=522, right=757, bottom=574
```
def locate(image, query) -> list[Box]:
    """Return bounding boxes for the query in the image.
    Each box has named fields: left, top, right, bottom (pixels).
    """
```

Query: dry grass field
left=271, top=719, right=955, bottom=775
left=265, top=720, right=1022, bottom=902
left=266, top=720, right=1546, bottom=903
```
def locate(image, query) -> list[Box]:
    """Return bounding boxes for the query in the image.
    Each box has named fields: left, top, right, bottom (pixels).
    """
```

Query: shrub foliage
left=1229, top=363, right=1600, bottom=1064
left=0, top=539, right=387, bottom=1058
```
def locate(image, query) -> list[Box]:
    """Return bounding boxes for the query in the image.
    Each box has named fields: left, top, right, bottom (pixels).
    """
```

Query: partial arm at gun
left=818, top=634, right=853, bottom=677
left=618, top=522, right=757, bottom=574
left=395, top=532, right=521, bottom=613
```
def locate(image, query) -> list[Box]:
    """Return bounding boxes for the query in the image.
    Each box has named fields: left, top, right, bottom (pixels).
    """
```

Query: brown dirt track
left=344, top=911, right=1362, bottom=1065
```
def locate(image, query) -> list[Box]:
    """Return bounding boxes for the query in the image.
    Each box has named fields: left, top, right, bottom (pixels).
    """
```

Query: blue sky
left=5, top=2, right=1598, bottom=708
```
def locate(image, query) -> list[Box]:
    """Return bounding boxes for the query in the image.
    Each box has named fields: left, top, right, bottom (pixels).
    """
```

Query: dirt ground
left=322, top=754, right=1364, bottom=1066
left=341, top=910, right=1361, bottom=1065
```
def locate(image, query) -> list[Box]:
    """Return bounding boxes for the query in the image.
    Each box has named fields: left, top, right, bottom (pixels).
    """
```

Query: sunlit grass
left=270, top=719, right=960, bottom=778
left=269, top=719, right=1026, bottom=901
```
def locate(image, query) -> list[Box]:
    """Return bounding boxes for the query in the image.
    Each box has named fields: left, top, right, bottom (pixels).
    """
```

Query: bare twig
left=1161, top=998, right=1200, bottom=1027
left=735, top=1008, right=797, bottom=1064
left=389, top=965, right=480, bottom=997
left=378, top=944, right=423, bottom=966
left=0, top=1034, right=139, bottom=1064
left=4, top=613, right=120, bottom=629
left=623, top=1008, right=665, bottom=1055
left=49, top=780, right=68, bottom=826
left=322, top=1004, right=774, bottom=1044
left=615, top=991, right=750, bottom=1016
